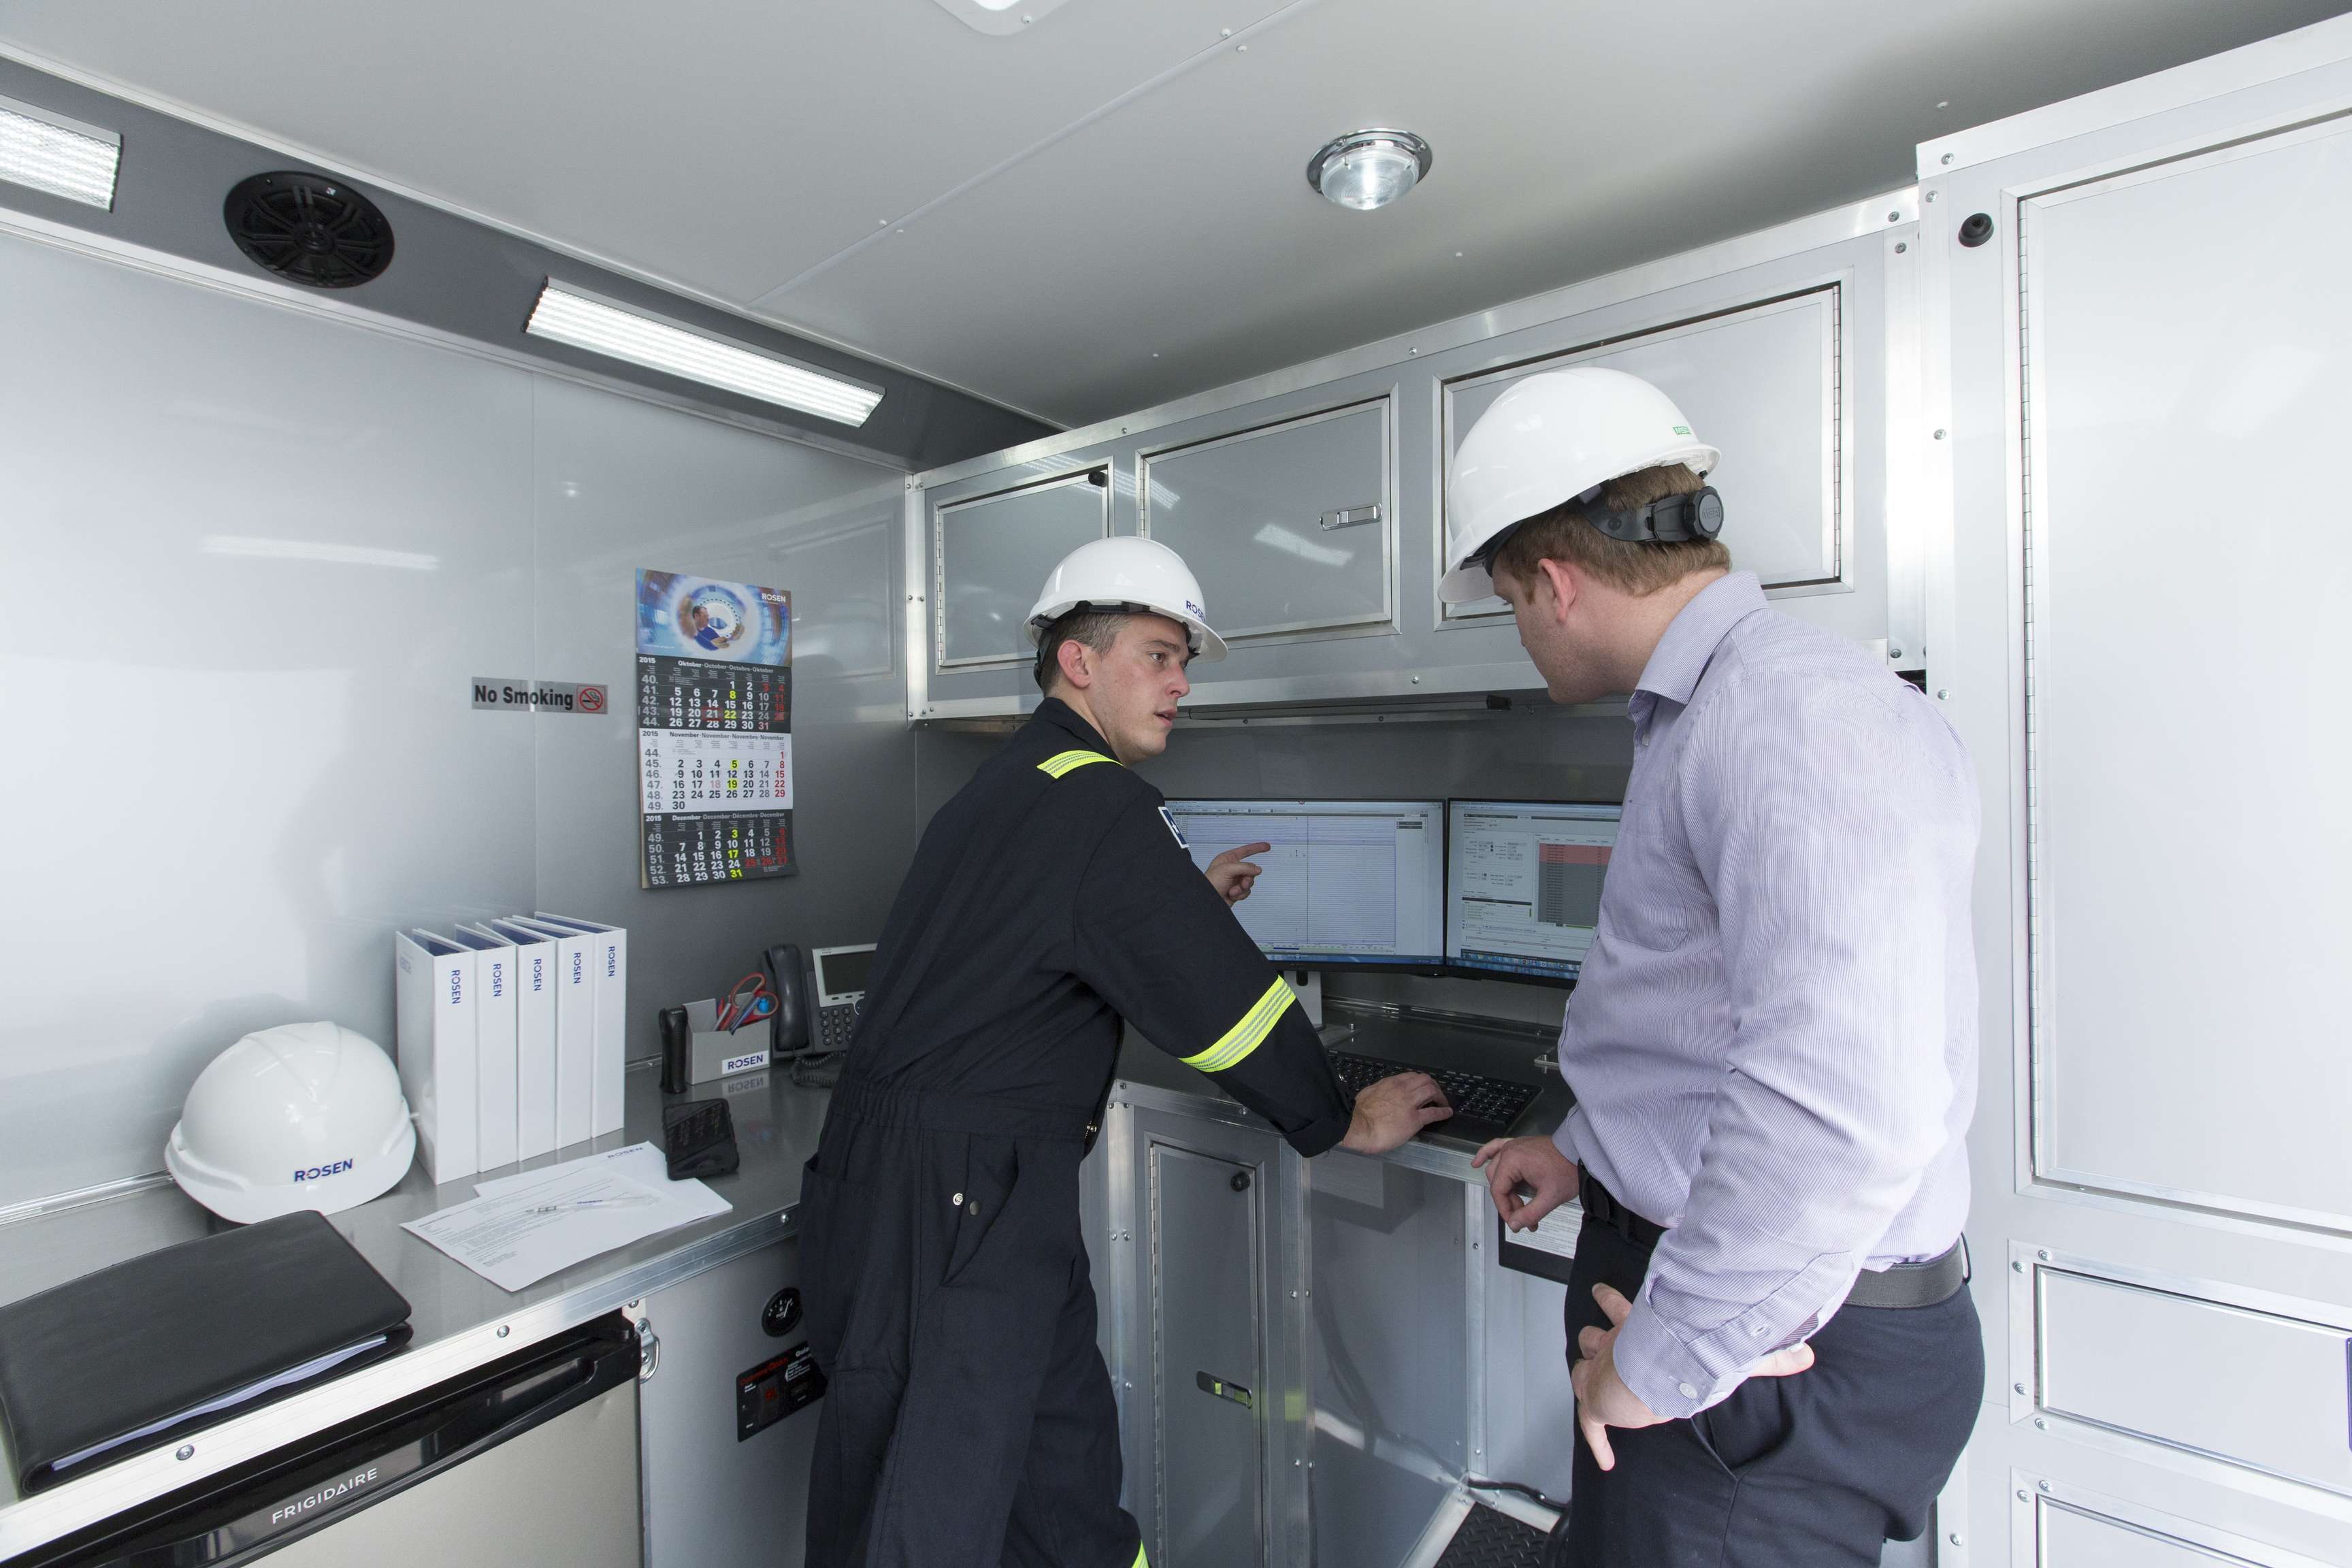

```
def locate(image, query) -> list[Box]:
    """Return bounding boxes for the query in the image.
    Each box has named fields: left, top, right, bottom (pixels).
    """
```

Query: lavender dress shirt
left=1553, top=572, right=1979, bottom=1419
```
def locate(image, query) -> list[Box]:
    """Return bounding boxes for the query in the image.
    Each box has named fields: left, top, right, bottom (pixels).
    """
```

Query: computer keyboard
left=1325, top=1049, right=1539, bottom=1131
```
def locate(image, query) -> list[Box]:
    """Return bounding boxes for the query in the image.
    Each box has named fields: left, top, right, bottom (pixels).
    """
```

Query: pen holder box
left=684, top=997, right=773, bottom=1083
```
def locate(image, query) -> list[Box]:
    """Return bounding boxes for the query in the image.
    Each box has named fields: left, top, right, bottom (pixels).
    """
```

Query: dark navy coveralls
left=800, top=698, right=1351, bottom=1568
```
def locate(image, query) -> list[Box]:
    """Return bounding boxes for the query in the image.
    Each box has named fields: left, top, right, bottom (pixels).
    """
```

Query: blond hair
left=1488, top=463, right=1729, bottom=598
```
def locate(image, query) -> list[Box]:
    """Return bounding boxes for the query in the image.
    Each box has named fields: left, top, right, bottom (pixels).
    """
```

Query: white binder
left=393, top=930, right=478, bottom=1184
left=533, top=913, right=628, bottom=1137
left=508, top=917, right=595, bottom=1149
left=485, top=919, right=558, bottom=1160
left=451, top=926, right=520, bottom=1171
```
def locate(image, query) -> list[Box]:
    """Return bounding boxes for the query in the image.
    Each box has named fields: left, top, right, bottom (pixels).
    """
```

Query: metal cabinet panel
left=1441, top=287, right=1843, bottom=620
left=636, top=1238, right=819, bottom=1568
left=2037, top=1267, right=2352, bottom=1497
left=1309, top=1152, right=1467, bottom=1568
left=2039, top=1504, right=2249, bottom=1567
left=2016, top=116, right=2352, bottom=1232
left=935, top=468, right=1109, bottom=670
left=1141, top=399, right=1392, bottom=645
left=1150, top=1143, right=1265, bottom=1567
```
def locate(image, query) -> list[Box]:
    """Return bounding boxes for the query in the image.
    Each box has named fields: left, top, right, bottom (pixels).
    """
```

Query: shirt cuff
left=1609, top=1296, right=1745, bottom=1420
left=1550, top=1112, right=1582, bottom=1167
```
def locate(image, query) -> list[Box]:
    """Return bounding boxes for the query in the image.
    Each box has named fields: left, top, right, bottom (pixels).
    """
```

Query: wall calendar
left=635, top=570, right=796, bottom=887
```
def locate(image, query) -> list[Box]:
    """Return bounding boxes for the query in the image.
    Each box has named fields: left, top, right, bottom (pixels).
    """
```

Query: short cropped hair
left=1034, top=608, right=1131, bottom=693
left=1488, top=463, right=1731, bottom=598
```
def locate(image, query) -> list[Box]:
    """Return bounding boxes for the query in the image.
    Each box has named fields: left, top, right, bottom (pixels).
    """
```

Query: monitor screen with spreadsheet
left=1446, top=800, right=1622, bottom=983
left=1161, top=799, right=1446, bottom=969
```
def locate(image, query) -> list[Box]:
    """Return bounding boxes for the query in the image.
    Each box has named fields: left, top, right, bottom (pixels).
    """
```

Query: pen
left=523, top=1196, right=655, bottom=1214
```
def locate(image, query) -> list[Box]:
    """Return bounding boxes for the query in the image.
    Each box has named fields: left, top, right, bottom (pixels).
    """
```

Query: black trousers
left=1556, top=1213, right=1984, bottom=1567
left=798, top=1084, right=1141, bottom=1568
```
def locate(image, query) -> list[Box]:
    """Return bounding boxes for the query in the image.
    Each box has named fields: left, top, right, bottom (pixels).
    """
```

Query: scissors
left=716, top=971, right=777, bottom=1032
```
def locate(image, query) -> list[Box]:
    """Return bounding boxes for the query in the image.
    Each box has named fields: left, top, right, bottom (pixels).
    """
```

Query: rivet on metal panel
left=1886, top=210, right=1900, bottom=224
left=1925, top=191, right=1938, bottom=203
left=1942, top=153, right=1955, bottom=165
left=497, top=1324, right=510, bottom=1338
left=2011, top=1260, right=2023, bottom=1273
left=1889, top=646, right=1904, bottom=659
left=2034, top=1418, right=2047, bottom=1430
left=1411, top=675, right=1421, bottom=684
left=2018, top=1490, right=2029, bottom=1501
left=1220, top=27, right=1231, bottom=35
left=1409, top=348, right=1419, bottom=356
left=1950, top=1533, right=1963, bottom=1546
left=1933, top=429, right=1946, bottom=440
left=2014, top=1383, right=2027, bottom=1395
left=176, top=1445, right=195, bottom=1461
left=1894, top=242, right=1908, bottom=255
left=2038, top=1480, right=2050, bottom=1492
left=1937, top=690, right=1950, bottom=701
left=2037, top=1250, right=2050, bottom=1261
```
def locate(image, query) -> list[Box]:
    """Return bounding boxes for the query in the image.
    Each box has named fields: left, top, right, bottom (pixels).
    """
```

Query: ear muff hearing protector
left=1580, top=485, right=1725, bottom=543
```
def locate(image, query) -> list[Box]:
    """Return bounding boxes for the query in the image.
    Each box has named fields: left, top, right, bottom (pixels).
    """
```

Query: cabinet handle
left=1320, top=504, right=1381, bottom=531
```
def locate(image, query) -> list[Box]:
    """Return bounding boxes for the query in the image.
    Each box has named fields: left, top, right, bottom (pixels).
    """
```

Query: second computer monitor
left=1162, top=799, right=1446, bottom=968
left=1446, top=799, right=1622, bottom=982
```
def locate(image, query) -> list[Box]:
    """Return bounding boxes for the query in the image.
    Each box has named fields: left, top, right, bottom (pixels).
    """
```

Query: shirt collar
left=1633, top=572, right=1767, bottom=709
left=1033, top=696, right=1115, bottom=757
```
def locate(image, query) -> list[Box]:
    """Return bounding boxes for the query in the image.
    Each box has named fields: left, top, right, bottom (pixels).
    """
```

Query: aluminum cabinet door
left=1927, top=29, right=2352, bottom=1568
left=934, top=467, right=1110, bottom=682
left=1140, top=399, right=1392, bottom=648
left=1151, top=1141, right=1266, bottom=1568
left=635, top=1237, right=821, bottom=1568
left=261, top=1382, right=639, bottom=1568
left=1441, top=288, right=1843, bottom=621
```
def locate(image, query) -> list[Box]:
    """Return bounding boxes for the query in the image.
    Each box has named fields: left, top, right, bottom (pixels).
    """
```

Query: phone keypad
left=817, top=1000, right=860, bottom=1052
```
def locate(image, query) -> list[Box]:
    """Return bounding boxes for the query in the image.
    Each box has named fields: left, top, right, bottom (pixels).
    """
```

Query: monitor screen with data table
left=1446, top=800, right=1622, bottom=983
left=1161, top=799, right=1446, bottom=969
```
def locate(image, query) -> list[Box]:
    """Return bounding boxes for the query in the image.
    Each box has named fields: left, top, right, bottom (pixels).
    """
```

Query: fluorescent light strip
left=525, top=284, right=883, bottom=427
left=0, top=97, right=120, bottom=210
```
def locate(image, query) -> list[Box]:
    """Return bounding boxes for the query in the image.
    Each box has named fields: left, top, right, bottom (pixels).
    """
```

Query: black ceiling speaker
left=223, top=172, right=395, bottom=289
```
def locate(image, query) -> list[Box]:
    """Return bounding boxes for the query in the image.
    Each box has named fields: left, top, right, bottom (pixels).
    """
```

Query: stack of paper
left=400, top=1144, right=730, bottom=1292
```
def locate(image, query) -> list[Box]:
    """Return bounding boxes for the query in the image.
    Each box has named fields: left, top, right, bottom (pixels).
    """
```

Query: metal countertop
left=0, top=1062, right=830, bottom=1561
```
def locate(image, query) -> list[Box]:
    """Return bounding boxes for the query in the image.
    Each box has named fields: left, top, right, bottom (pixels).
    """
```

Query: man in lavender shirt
left=1443, top=368, right=1982, bottom=1566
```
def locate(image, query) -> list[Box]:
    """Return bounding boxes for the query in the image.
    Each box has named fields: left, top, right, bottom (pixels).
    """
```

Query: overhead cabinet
left=1439, top=284, right=1846, bottom=621
left=934, top=466, right=1109, bottom=674
left=905, top=191, right=1916, bottom=720
left=1140, top=398, right=1394, bottom=647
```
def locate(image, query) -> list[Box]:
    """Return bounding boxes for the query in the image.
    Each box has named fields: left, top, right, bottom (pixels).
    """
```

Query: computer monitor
left=1446, top=799, right=1622, bottom=983
left=1161, top=799, right=1446, bottom=969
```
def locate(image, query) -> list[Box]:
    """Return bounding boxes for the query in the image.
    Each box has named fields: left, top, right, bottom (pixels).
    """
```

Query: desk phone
left=805, top=943, right=877, bottom=1054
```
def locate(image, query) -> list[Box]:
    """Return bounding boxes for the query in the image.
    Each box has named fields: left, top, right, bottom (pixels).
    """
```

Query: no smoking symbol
left=578, top=685, right=608, bottom=715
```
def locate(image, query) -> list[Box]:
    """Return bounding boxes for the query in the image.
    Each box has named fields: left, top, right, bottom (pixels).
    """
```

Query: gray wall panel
left=0, top=227, right=919, bottom=1208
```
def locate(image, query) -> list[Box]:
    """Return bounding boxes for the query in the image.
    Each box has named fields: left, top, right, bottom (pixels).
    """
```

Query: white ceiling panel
left=0, top=0, right=2340, bottom=425
left=755, top=0, right=2348, bottom=423
left=0, top=0, right=1294, bottom=304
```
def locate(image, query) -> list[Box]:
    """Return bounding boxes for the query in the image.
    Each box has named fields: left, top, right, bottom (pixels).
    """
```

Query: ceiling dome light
left=1307, top=129, right=1433, bottom=212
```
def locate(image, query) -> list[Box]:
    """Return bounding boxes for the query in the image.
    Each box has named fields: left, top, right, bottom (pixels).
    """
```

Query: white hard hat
left=1027, top=536, right=1228, bottom=662
left=165, top=1022, right=416, bottom=1224
left=1440, top=367, right=1722, bottom=602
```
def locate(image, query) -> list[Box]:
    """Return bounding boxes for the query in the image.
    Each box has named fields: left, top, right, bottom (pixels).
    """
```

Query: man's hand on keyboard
left=1337, top=1071, right=1453, bottom=1155
left=1471, top=1135, right=1579, bottom=1231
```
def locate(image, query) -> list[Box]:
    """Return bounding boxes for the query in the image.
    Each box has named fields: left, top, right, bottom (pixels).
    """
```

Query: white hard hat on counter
left=1441, top=366, right=1722, bottom=603
left=1026, top=536, right=1228, bottom=662
left=165, top=1022, right=416, bottom=1224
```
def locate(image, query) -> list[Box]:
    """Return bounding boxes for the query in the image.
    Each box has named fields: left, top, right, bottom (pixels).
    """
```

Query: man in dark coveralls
left=799, top=536, right=1452, bottom=1568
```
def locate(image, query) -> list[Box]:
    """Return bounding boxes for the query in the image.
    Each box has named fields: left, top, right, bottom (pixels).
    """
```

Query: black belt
left=1577, top=1172, right=1970, bottom=1311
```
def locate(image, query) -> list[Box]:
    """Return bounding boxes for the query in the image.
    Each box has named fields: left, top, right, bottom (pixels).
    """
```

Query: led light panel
left=0, top=96, right=120, bottom=210
left=525, top=284, right=883, bottom=427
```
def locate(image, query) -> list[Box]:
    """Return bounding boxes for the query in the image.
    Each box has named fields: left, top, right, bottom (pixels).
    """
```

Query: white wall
left=0, top=227, right=919, bottom=1210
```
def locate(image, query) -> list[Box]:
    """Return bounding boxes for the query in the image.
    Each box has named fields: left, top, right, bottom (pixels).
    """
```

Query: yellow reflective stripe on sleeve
left=1179, top=977, right=1294, bottom=1074
left=1129, top=1546, right=1149, bottom=1568
left=1037, top=749, right=1118, bottom=778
